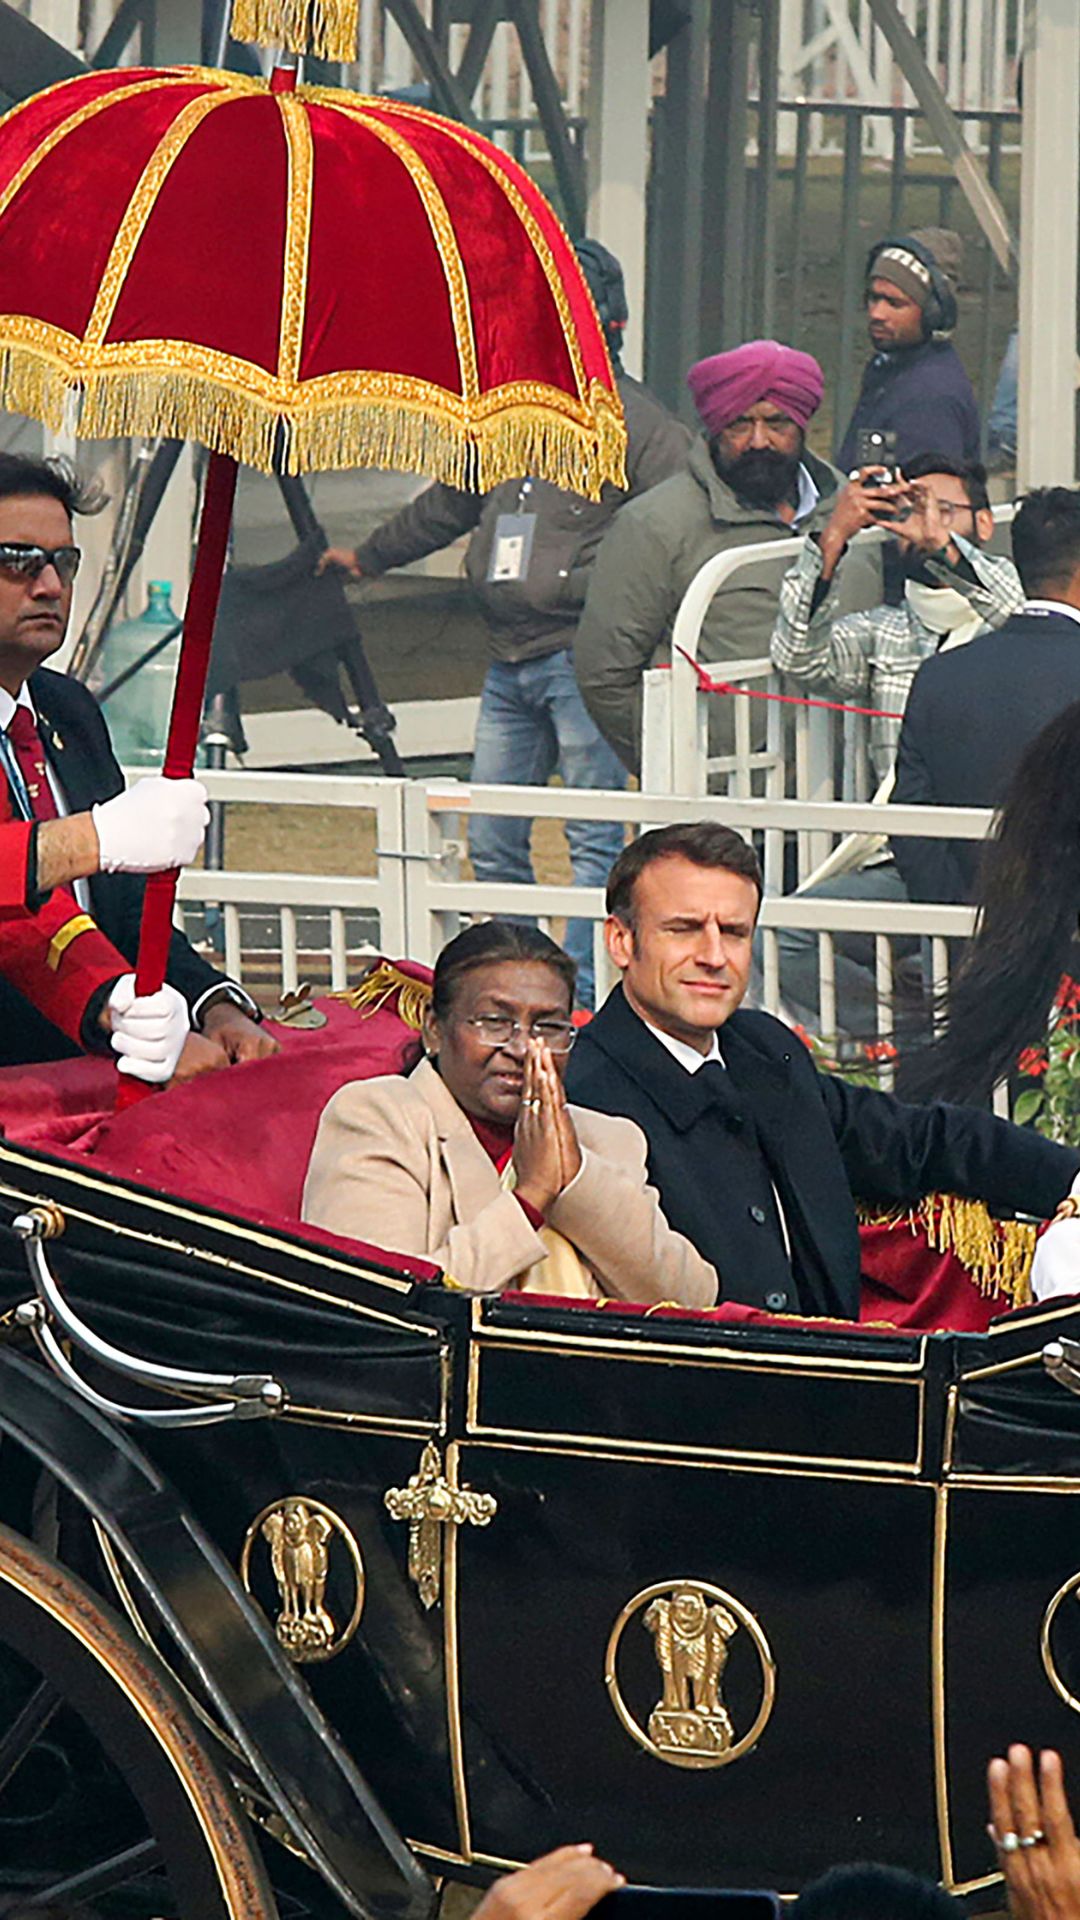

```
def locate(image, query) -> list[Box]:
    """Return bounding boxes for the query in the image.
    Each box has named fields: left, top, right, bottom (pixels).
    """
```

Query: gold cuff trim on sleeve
left=47, top=912, right=98, bottom=972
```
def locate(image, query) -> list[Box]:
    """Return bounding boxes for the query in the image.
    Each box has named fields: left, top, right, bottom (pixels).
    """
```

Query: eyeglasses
left=928, top=499, right=974, bottom=526
left=0, top=544, right=82, bottom=587
left=462, top=1015, right=578, bottom=1054
left=722, top=413, right=798, bottom=442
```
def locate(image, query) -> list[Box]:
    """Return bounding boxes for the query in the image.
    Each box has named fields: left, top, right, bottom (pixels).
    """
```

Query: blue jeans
left=988, top=329, right=1018, bottom=456
left=469, top=650, right=628, bottom=1008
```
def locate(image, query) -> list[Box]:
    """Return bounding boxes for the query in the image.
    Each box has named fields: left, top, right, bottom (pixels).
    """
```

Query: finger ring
left=995, top=1832, right=1022, bottom=1854
left=1019, top=1832, right=1048, bottom=1849
left=525, top=1097, right=541, bottom=1111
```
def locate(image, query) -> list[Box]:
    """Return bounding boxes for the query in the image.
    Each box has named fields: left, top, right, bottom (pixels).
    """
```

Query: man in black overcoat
left=892, top=485, right=1080, bottom=905
left=564, top=823, right=1079, bottom=1317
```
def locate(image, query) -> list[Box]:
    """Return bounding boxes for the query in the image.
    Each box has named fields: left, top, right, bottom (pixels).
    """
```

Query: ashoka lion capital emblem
left=606, top=1579, right=775, bottom=1769
left=239, top=1497, right=365, bottom=1664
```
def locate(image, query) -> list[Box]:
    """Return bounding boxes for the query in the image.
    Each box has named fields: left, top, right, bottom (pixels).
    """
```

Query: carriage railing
left=11, top=1208, right=287, bottom=1428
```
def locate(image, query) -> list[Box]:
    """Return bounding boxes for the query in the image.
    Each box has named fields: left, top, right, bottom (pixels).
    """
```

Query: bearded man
left=575, top=340, right=881, bottom=774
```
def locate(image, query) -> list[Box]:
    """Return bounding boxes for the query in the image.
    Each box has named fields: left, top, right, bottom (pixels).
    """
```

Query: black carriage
left=1, top=1068, right=1080, bottom=1920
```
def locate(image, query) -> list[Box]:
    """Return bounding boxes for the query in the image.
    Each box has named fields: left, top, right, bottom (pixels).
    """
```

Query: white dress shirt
left=644, top=1020, right=724, bottom=1073
left=0, top=682, right=90, bottom=910
left=1022, top=599, right=1080, bottom=631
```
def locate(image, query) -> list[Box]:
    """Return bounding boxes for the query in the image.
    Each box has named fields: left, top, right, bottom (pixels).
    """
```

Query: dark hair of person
left=431, top=920, right=576, bottom=1022
left=607, top=823, right=763, bottom=930
left=794, top=1864, right=963, bottom=1920
left=0, top=450, right=105, bottom=518
left=899, top=698, right=1080, bottom=1104
left=901, top=452, right=990, bottom=516
left=1010, top=486, right=1080, bottom=596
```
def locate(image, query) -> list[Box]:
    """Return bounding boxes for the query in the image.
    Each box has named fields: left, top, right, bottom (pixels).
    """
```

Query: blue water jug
left=89, top=580, right=181, bottom=769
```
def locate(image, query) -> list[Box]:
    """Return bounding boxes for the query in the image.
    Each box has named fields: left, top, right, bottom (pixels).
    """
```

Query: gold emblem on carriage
left=605, top=1580, right=776, bottom=1770
left=239, top=1497, right=365, bottom=1664
left=384, top=1441, right=497, bottom=1610
left=1040, top=1571, right=1080, bottom=1714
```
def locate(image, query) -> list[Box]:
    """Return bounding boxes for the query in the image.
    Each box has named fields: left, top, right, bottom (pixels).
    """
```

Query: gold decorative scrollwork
left=384, top=1441, right=497, bottom=1609
left=239, top=1496, right=364, bottom=1664
left=1041, top=1570, right=1080, bottom=1712
left=605, top=1579, right=776, bottom=1770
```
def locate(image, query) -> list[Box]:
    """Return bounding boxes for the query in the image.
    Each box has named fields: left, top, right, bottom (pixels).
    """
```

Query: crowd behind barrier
left=175, top=505, right=1020, bottom=1067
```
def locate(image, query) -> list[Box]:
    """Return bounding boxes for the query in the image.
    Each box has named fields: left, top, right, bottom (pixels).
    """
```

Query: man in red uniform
left=0, top=786, right=209, bottom=1080
left=0, top=453, right=275, bottom=1079
left=0, top=475, right=211, bottom=1080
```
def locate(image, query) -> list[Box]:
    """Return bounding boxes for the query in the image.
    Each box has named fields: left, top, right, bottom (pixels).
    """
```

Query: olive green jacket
left=574, top=435, right=881, bottom=773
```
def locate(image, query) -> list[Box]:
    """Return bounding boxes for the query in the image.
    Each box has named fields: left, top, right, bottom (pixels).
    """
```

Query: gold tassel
left=229, top=0, right=359, bottom=62
left=858, top=1192, right=1036, bottom=1305
left=329, top=961, right=432, bottom=1033
left=0, top=348, right=625, bottom=498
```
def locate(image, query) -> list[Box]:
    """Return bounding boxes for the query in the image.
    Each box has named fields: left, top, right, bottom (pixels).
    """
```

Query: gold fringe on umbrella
left=858, top=1192, right=1036, bottom=1305
left=0, top=344, right=626, bottom=498
left=330, top=962, right=433, bottom=1034
left=230, top=0, right=359, bottom=63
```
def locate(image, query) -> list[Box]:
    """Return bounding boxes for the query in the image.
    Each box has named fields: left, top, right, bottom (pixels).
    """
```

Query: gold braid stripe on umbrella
left=0, top=13, right=625, bottom=1101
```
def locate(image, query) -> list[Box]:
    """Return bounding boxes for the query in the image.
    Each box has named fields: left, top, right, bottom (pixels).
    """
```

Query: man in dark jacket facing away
left=564, top=822, right=1078, bottom=1316
left=319, top=241, right=689, bottom=1007
left=835, top=229, right=980, bottom=474
left=892, top=486, right=1080, bottom=907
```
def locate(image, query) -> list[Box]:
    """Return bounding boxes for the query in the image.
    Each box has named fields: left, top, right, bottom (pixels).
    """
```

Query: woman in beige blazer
left=303, top=922, right=718, bottom=1307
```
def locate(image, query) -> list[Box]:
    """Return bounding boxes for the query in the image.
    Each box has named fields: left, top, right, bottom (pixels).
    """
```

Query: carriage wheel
left=0, top=1520, right=278, bottom=1920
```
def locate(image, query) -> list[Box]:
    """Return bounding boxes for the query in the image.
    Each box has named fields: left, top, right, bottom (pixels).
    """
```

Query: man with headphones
left=835, top=228, right=980, bottom=475
left=319, top=241, right=690, bottom=1010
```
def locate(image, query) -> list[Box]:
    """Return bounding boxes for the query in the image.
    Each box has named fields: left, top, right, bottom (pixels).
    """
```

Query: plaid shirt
left=770, top=534, right=1025, bottom=781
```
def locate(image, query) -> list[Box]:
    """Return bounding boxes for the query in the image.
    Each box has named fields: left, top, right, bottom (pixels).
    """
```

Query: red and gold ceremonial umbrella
left=0, top=30, right=624, bottom=1094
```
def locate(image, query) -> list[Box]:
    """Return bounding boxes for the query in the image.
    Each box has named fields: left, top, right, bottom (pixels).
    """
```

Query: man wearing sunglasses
left=0, top=452, right=277, bottom=1078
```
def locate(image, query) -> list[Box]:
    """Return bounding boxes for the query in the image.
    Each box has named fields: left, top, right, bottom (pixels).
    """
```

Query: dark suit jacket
left=0, top=667, right=226, bottom=1066
left=564, top=986, right=1080, bottom=1316
left=891, top=609, right=1080, bottom=904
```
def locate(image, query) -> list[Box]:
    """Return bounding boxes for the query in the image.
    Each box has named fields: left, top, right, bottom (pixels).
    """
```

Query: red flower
left=790, top=1023, right=816, bottom=1052
left=1055, top=977, right=1080, bottom=1011
left=1017, top=1046, right=1049, bottom=1076
left=864, top=1039, right=899, bottom=1062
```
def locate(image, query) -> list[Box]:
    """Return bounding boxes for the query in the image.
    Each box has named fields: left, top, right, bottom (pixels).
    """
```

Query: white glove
left=108, top=974, right=191, bottom=1083
left=92, top=777, right=209, bottom=874
left=1032, top=1175, right=1080, bottom=1301
left=1031, top=1220, right=1080, bottom=1301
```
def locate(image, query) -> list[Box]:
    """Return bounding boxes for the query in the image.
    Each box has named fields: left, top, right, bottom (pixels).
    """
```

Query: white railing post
left=374, top=778, right=409, bottom=957
left=666, top=536, right=804, bottom=801
left=402, top=778, right=465, bottom=967
left=641, top=668, right=673, bottom=791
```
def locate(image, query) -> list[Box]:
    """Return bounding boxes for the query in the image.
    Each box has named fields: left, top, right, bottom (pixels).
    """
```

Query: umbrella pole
left=117, top=450, right=238, bottom=1109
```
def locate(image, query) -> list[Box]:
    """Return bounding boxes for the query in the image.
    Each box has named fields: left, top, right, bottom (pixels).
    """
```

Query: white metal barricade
left=168, top=770, right=992, bottom=1050
left=173, top=769, right=408, bottom=992
left=648, top=507, right=1020, bottom=880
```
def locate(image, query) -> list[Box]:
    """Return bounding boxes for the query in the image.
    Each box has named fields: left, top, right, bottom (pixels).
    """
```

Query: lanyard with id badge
left=488, top=510, right=537, bottom=583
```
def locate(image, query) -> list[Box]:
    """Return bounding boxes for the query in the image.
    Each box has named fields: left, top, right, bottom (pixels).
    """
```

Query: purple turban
left=687, top=341, right=825, bottom=435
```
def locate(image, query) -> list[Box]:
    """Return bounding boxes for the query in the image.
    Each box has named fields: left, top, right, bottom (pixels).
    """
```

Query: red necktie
left=7, top=704, right=59, bottom=822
